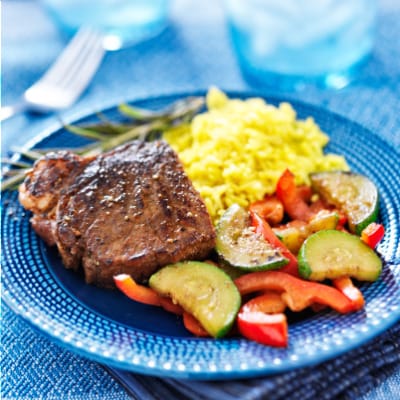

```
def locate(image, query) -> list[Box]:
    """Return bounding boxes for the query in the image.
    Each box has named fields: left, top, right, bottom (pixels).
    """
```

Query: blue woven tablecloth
left=1, top=0, right=399, bottom=399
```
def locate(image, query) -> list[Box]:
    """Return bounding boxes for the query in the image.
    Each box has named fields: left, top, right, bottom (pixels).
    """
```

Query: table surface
left=1, top=0, right=399, bottom=399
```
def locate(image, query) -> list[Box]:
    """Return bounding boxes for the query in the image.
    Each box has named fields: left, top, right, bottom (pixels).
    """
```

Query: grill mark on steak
left=19, top=140, right=216, bottom=288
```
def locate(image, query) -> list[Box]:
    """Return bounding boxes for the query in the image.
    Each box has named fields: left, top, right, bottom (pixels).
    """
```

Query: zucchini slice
left=310, top=171, right=379, bottom=235
left=216, top=204, right=288, bottom=272
left=149, top=261, right=241, bottom=338
left=298, top=230, right=382, bottom=282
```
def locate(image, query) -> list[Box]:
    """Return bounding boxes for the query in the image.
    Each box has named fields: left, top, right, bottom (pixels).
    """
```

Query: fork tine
left=63, top=44, right=105, bottom=98
left=58, top=31, right=105, bottom=91
left=2, top=27, right=105, bottom=120
left=40, top=28, right=102, bottom=85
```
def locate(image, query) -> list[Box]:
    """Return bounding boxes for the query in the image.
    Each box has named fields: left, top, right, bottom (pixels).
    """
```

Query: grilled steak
left=19, top=140, right=216, bottom=288
left=19, top=151, right=92, bottom=246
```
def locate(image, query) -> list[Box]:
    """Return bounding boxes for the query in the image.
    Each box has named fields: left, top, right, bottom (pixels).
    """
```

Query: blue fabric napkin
left=106, top=321, right=400, bottom=400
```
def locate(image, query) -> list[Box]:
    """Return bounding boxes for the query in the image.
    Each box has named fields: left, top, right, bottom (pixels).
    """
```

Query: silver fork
left=1, top=27, right=105, bottom=122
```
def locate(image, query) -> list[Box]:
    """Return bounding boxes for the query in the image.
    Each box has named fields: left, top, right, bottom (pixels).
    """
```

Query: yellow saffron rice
left=163, top=88, right=348, bottom=224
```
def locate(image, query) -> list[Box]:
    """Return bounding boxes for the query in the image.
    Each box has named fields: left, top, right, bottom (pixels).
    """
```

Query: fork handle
left=0, top=102, right=28, bottom=122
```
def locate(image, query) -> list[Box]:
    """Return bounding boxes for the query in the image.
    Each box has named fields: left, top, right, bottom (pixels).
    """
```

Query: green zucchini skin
left=298, top=230, right=382, bottom=282
left=215, top=204, right=288, bottom=272
left=310, top=171, right=379, bottom=235
left=149, top=261, right=241, bottom=338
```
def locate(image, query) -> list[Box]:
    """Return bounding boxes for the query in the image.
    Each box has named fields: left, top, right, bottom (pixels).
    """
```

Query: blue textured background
left=1, top=0, right=399, bottom=398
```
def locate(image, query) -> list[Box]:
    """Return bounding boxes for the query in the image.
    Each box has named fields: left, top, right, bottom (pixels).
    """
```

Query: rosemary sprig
left=1, top=170, right=32, bottom=191
left=1, top=96, right=205, bottom=192
left=118, top=96, right=205, bottom=122
left=1, top=158, right=32, bottom=169
left=11, top=147, right=45, bottom=161
left=61, top=123, right=111, bottom=141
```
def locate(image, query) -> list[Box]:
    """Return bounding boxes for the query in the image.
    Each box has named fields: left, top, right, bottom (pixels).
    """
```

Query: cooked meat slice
left=19, top=151, right=86, bottom=214
left=30, top=216, right=57, bottom=246
left=19, top=151, right=92, bottom=245
left=20, top=140, right=216, bottom=288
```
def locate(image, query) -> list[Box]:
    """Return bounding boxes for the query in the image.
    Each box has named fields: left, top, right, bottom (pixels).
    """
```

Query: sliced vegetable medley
left=115, top=169, right=385, bottom=348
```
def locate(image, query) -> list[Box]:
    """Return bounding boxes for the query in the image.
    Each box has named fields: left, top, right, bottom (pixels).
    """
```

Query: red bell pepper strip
left=114, top=274, right=161, bottom=306
left=114, top=274, right=184, bottom=314
left=250, top=211, right=299, bottom=276
left=337, top=213, right=348, bottom=230
left=332, top=277, right=365, bottom=311
left=235, top=271, right=356, bottom=314
left=114, top=274, right=209, bottom=337
left=183, top=312, right=210, bottom=337
left=276, top=169, right=314, bottom=222
left=237, top=310, right=288, bottom=347
left=249, top=195, right=284, bottom=226
left=159, top=296, right=184, bottom=315
left=296, top=185, right=313, bottom=203
left=241, top=292, right=287, bottom=314
left=361, top=223, right=385, bottom=249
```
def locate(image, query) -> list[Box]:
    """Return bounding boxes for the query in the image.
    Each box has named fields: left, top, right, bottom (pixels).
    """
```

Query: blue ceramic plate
left=2, top=93, right=400, bottom=380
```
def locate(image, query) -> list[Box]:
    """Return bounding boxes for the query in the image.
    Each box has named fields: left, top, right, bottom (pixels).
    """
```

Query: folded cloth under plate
left=106, top=321, right=399, bottom=400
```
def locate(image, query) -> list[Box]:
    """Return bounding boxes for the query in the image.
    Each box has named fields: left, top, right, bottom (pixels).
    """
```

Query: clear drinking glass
left=40, top=0, right=170, bottom=50
left=225, top=0, right=377, bottom=89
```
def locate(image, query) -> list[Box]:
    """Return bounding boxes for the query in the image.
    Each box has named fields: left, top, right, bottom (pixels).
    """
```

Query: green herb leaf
left=1, top=95, right=205, bottom=192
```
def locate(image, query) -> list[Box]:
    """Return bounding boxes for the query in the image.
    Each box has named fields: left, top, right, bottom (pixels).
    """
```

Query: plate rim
left=2, top=90, right=400, bottom=380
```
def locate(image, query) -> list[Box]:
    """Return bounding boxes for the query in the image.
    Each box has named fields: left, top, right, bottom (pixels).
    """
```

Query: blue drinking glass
left=40, top=0, right=170, bottom=51
left=225, top=0, right=377, bottom=90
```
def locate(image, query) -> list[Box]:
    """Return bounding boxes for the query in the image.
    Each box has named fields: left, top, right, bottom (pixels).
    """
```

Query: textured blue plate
left=2, top=92, right=400, bottom=380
